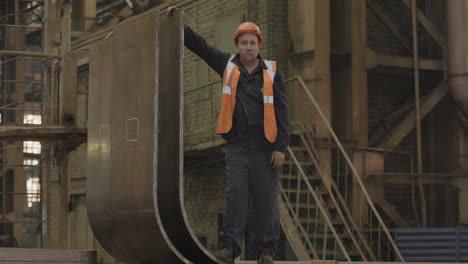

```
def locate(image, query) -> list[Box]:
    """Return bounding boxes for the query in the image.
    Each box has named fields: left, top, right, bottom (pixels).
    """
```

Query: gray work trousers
left=219, top=144, right=280, bottom=259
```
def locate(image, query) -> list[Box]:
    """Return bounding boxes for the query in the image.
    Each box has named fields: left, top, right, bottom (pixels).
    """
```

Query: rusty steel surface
left=87, top=10, right=219, bottom=264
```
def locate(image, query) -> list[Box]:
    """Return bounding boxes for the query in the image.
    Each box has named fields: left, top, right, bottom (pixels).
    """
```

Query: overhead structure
left=87, top=10, right=219, bottom=264
left=447, top=0, right=468, bottom=117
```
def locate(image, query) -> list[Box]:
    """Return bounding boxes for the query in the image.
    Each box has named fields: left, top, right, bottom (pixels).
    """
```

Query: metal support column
left=411, top=0, right=427, bottom=228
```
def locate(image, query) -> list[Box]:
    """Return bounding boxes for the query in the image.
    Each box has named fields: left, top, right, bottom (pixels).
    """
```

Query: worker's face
left=236, top=33, right=260, bottom=63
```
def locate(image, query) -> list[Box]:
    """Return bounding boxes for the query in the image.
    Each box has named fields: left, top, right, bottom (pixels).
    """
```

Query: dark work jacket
left=184, top=25, right=290, bottom=153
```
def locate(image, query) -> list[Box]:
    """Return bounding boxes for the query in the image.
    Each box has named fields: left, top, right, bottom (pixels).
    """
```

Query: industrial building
left=0, top=0, right=467, bottom=263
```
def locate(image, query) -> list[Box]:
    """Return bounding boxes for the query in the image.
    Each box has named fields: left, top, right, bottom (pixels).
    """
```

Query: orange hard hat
left=233, top=22, right=263, bottom=45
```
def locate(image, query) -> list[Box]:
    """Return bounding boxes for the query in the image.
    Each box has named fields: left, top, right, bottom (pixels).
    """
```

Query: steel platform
left=0, top=248, right=96, bottom=264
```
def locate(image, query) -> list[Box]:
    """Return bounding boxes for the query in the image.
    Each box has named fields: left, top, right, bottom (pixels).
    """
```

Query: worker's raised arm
left=184, top=25, right=231, bottom=76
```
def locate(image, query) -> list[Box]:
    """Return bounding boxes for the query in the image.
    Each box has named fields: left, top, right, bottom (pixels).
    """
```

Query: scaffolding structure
left=0, top=0, right=49, bottom=248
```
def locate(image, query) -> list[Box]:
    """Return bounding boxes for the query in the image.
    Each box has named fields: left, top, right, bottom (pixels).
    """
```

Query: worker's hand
left=167, top=6, right=177, bottom=16
left=271, top=151, right=285, bottom=169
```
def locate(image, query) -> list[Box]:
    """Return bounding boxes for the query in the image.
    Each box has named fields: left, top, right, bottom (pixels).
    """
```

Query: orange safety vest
left=216, top=55, right=278, bottom=143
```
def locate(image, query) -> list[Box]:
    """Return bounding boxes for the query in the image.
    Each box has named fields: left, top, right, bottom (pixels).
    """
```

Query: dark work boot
left=215, top=244, right=234, bottom=264
left=257, top=248, right=274, bottom=264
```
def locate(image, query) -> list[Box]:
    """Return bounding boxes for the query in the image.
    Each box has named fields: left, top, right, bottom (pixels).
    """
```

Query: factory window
left=23, top=158, right=39, bottom=166
left=23, top=141, right=41, bottom=154
left=26, top=177, right=40, bottom=208
left=23, top=113, right=42, bottom=125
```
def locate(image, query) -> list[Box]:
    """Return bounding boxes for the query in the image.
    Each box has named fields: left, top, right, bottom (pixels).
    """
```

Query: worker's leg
left=219, top=144, right=250, bottom=258
left=249, top=150, right=280, bottom=258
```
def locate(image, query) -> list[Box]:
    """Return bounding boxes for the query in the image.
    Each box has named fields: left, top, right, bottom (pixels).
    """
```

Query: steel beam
left=0, top=24, right=41, bottom=29
left=0, top=50, right=60, bottom=58
left=367, top=0, right=412, bottom=52
left=400, top=0, right=446, bottom=47
left=0, top=79, right=43, bottom=84
left=379, top=81, right=448, bottom=149
left=0, top=126, right=86, bottom=140
left=366, top=49, right=443, bottom=71
left=376, top=199, right=410, bottom=227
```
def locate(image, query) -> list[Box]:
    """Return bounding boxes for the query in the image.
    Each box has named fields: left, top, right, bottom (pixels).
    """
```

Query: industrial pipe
left=447, top=0, right=468, bottom=117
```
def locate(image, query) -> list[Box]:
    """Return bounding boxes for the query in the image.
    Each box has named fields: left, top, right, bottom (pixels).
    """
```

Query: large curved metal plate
left=87, top=10, right=185, bottom=264
left=156, top=10, right=220, bottom=264
left=87, top=10, right=219, bottom=264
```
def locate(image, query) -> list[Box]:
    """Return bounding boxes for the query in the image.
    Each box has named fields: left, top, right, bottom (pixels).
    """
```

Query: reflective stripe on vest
left=216, top=56, right=278, bottom=143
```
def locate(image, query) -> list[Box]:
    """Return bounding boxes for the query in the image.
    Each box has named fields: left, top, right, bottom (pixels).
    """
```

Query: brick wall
left=183, top=0, right=249, bottom=147
left=184, top=162, right=226, bottom=253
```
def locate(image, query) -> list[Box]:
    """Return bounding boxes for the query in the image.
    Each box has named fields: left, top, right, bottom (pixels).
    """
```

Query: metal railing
left=0, top=19, right=48, bottom=126
left=281, top=76, right=405, bottom=262
left=0, top=6, right=46, bottom=248
left=183, top=80, right=222, bottom=148
left=182, top=75, right=406, bottom=261
left=0, top=102, right=45, bottom=125
left=279, top=146, right=351, bottom=261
